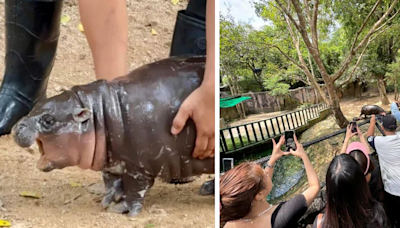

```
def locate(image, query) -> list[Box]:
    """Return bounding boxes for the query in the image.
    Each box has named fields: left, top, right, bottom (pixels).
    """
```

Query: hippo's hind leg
left=101, top=171, right=124, bottom=208
left=107, top=170, right=155, bottom=217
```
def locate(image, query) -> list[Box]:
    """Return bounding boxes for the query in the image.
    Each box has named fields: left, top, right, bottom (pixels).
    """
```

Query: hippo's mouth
left=36, top=140, right=44, bottom=156
left=35, top=139, right=55, bottom=172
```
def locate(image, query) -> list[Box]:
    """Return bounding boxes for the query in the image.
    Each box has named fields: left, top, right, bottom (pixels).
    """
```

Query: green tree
left=387, top=57, right=400, bottom=100
left=254, top=0, right=398, bottom=128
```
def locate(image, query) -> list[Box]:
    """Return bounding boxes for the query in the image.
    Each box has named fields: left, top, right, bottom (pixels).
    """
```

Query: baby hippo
left=359, top=105, right=386, bottom=118
left=12, top=56, right=215, bottom=217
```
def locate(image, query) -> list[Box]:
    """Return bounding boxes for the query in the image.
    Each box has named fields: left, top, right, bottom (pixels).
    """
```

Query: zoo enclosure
left=220, top=103, right=329, bottom=154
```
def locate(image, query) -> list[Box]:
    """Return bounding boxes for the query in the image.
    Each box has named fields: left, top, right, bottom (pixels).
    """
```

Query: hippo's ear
left=73, top=108, right=92, bottom=123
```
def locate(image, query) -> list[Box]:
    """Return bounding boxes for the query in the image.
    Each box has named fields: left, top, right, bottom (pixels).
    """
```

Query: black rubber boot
left=169, top=0, right=206, bottom=56
left=0, top=0, right=63, bottom=136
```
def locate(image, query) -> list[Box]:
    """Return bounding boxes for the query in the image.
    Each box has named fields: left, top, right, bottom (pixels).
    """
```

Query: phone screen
left=350, top=121, right=357, bottom=133
left=284, top=130, right=297, bottom=151
left=222, top=158, right=234, bottom=172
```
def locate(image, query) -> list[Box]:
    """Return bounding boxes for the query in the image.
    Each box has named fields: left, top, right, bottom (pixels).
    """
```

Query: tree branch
left=237, top=41, right=303, bottom=69
left=303, top=0, right=312, bottom=23
left=332, top=0, right=398, bottom=82
left=290, top=0, right=330, bottom=80
left=348, top=0, right=382, bottom=54
left=311, top=0, right=319, bottom=49
left=337, top=40, right=369, bottom=88
left=375, top=9, right=400, bottom=32
left=275, top=0, right=301, bottom=32
left=336, top=23, right=392, bottom=88
left=290, top=0, right=311, bottom=45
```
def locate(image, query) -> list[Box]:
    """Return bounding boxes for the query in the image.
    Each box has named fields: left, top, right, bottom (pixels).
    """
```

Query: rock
left=86, top=183, right=105, bottom=195
left=148, top=208, right=166, bottom=215
left=0, top=199, right=6, bottom=211
left=55, top=86, right=69, bottom=93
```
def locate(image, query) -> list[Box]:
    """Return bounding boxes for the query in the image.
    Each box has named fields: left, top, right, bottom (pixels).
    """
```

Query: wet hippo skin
left=12, top=56, right=215, bottom=217
left=360, top=105, right=386, bottom=118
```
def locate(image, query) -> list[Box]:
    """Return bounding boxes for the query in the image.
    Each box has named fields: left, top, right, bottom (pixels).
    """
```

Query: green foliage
left=220, top=10, right=296, bottom=94
left=386, top=61, right=400, bottom=88
left=263, top=73, right=290, bottom=96
left=221, top=0, right=400, bottom=97
left=298, top=103, right=313, bottom=109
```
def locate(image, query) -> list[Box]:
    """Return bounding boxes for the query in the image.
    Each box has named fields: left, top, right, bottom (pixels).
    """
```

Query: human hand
left=370, top=114, right=376, bottom=124
left=289, top=134, right=307, bottom=159
left=345, top=124, right=357, bottom=139
left=271, top=135, right=290, bottom=160
left=356, top=125, right=363, bottom=136
left=171, top=84, right=215, bottom=160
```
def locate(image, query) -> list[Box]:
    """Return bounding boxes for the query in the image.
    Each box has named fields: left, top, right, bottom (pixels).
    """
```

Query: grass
left=222, top=136, right=250, bottom=151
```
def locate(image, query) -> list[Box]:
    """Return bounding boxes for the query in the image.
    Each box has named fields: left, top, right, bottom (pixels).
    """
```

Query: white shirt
left=368, top=132, right=400, bottom=196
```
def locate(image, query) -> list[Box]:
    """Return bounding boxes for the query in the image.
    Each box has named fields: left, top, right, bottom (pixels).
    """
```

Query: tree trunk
left=395, top=78, right=398, bottom=101
left=227, top=76, right=245, bottom=118
left=253, top=73, right=264, bottom=91
left=377, top=77, right=389, bottom=105
left=355, top=82, right=362, bottom=100
left=323, top=82, right=349, bottom=128
left=314, top=87, right=319, bottom=104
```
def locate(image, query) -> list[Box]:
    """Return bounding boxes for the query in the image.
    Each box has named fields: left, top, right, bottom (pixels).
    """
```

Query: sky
left=219, top=0, right=268, bottom=30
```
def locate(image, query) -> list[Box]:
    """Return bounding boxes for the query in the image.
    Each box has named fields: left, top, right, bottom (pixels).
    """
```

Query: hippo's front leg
left=101, top=171, right=124, bottom=208
left=107, top=170, right=155, bottom=217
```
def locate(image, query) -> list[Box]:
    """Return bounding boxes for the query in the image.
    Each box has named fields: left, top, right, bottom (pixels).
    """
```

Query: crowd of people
left=220, top=100, right=400, bottom=228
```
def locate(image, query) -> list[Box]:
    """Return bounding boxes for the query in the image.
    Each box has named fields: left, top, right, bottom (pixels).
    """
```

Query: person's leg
left=0, top=0, right=63, bottom=136
left=169, top=0, right=206, bottom=56
left=77, top=0, right=128, bottom=81
left=384, top=191, right=400, bottom=227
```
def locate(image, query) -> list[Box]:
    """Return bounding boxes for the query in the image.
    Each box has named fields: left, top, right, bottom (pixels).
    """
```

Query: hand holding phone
left=285, top=130, right=297, bottom=152
left=350, top=121, right=358, bottom=134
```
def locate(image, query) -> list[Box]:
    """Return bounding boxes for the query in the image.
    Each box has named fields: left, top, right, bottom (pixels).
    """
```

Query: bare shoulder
left=223, top=222, right=236, bottom=228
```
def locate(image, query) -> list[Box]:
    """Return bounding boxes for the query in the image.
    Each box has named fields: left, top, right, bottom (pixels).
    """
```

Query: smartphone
left=222, top=158, right=234, bottom=172
left=350, top=121, right=357, bottom=134
left=284, top=130, right=297, bottom=151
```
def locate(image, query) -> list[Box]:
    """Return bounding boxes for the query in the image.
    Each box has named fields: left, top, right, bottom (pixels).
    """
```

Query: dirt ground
left=229, top=92, right=396, bottom=125
left=0, top=1, right=214, bottom=228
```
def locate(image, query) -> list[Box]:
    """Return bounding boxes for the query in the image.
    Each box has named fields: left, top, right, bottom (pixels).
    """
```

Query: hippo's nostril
left=12, top=122, right=38, bottom=148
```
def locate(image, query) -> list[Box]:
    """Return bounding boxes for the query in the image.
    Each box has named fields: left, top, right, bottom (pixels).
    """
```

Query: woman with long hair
left=340, top=124, right=385, bottom=202
left=220, top=134, right=320, bottom=228
left=313, top=154, right=388, bottom=228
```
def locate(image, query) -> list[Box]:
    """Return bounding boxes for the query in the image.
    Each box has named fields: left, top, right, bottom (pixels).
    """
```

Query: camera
left=376, top=114, right=384, bottom=122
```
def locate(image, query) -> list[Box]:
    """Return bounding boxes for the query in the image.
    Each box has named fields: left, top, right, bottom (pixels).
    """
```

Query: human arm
left=170, top=0, right=215, bottom=159
left=391, top=101, right=400, bottom=121
left=290, top=135, right=320, bottom=206
left=78, top=0, right=128, bottom=81
left=357, top=125, right=372, bottom=154
left=341, top=124, right=357, bottom=154
left=367, top=115, right=376, bottom=138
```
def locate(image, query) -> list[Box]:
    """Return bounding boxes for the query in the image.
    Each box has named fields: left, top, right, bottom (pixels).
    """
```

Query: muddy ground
left=0, top=1, right=214, bottom=228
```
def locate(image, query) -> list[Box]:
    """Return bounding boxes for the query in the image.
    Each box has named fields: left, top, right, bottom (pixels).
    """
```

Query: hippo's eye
left=40, top=115, right=55, bottom=128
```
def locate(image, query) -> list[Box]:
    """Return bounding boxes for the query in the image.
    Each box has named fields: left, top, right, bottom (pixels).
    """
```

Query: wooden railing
left=220, top=103, right=329, bottom=154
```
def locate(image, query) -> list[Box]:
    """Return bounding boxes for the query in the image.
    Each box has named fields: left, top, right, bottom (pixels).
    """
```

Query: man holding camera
left=367, top=114, right=400, bottom=227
